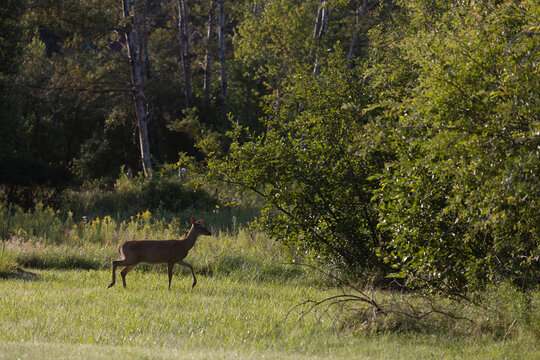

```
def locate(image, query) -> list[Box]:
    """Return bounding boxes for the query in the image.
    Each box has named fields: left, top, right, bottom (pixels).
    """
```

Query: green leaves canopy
left=373, top=1, right=540, bottom=294
left=209, top=55, right=389, bottom=274
left=208, top=1, right=539, bottom=293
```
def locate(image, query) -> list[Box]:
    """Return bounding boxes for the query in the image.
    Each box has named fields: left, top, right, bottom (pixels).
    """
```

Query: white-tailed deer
left=107, top=216, right=211, bottom=290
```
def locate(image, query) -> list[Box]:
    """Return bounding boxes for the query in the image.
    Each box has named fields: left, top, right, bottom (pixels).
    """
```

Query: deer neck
left=182, top=226, right=199, bottom=249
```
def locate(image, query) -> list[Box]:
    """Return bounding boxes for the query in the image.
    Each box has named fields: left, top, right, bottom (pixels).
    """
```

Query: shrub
left=372, top=0, right=539, bottom=295
left=0, top=249, right=19, bottom=276
left=206, top=54, right=391, bottom=276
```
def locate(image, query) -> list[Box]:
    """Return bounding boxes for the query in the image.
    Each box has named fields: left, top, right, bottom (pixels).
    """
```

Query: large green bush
left=207, top=54, right=391, bottom=275
left=207, top=1, right=539, bottom=295
left=371, top=1, right=539, bottom=294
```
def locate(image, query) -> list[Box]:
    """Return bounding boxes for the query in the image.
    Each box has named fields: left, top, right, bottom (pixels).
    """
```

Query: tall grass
left=62, top=174, right=261, bottom=228
left=0, top=195, right=258, bottom=247
left=0, top=174, right=262, bottom=275
left=1, top=179, right=539, bottom=354
left=0, top=199, right=300, bottom=285
left=0, top=250, right=18, bottom=277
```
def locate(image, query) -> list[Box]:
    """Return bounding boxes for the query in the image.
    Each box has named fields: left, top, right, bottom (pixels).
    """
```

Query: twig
left=283, top=262, right=474, bottom=331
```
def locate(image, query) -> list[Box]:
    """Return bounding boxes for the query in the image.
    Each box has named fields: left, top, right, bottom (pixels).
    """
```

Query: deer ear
left=190, top=216, right=195, bottom=224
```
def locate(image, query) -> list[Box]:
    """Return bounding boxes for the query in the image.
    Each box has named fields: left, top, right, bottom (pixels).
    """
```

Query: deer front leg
left=180, top=261, right=197, bottom=288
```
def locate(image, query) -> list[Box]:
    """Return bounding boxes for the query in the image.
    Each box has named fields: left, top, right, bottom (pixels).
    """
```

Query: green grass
left=1, top=200, right=539, bottom=359
left=0, top=249, right=18, bottom=276
left=1, top=268, right=538, bottom=360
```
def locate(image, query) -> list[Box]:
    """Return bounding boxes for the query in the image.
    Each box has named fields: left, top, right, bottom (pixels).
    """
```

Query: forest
left=0, top=0, right=539, bottom=358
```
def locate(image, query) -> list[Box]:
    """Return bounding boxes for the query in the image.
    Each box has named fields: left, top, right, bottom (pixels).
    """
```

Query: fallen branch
left=283, top=262, right=473, bottom=331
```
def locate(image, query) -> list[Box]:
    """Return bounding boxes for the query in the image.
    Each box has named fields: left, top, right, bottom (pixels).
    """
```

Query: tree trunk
left=121, top=0, right=153, bottom=177
left=312, top=0, right=328, bottom=76
left=141, top=3, right=152, bottom=80
left=346, top=0, right=368, bottom=72
left=178, top=0, right=192, bottom=107
left=204, top=0, right=215, bottom=105
left=218, top=0, right=227, bottom=127
left=313, top=0, right=328, bottom=39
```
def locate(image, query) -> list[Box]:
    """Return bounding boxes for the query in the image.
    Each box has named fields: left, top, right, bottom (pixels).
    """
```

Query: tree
left=177, top=0, right=192, bottom=107
left=234, top=0, right=317, bottom=107
left=370, top=1, right=540, bottom=294
left=206, top=54, right=390, bottom=275
left=218, top=0, right=227, bottom=127
left=346, top=0, right=371, bottom=71
left=120, top=0, right=153, bottom=177
left=0, top=0, right=25, bottom=156
left=203, top=0, right=216, bottom=105
left=312, top=0, right=328, bottom=75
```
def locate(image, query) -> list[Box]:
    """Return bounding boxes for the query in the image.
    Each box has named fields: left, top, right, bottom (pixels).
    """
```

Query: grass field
left=1, top=203, right=539, bottom=359
left=1, top=267, right=538, bottom=360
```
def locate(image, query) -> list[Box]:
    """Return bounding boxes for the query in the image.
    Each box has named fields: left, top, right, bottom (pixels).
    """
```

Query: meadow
left=0, top=200, right=539, bottom=359
left=1, top=268, right=538, bottom=360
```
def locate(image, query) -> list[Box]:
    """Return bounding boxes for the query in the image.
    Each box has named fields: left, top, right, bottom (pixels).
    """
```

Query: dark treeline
left=1, top=0, right=369, bottom=204
left=0, top=0, right=538, bottom=295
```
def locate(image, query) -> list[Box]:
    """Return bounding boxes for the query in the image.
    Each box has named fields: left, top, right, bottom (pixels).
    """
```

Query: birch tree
left=140, top=2, right=152, bottom=80
left=218, top=0, right=227, bottom=127
left=204, top=0, right=215, bottom=105
left=312, top=0, right=328, bottom=76
left=120, top=0, right=153, bottom=176
left=177, top=0, right=192, bottom=107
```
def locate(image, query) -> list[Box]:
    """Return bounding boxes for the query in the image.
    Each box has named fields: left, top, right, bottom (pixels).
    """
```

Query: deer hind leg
left=180, top=261, right=197, bottom=288
left=107, top=259, right=128, bottom=289
left=120, top=265, right=135, bottom=289
left=167, top=262, right=176, bottom=290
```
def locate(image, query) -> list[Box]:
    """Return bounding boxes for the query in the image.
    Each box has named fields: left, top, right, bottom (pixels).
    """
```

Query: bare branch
left=283, top=262, right=473, bottom=332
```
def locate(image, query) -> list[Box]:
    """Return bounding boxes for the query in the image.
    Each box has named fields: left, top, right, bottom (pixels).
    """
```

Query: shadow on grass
left=196, top=254, right=304, bottom=282
left=133, top=255, right=306, bottom=284
left=15, top=245, right=114, bottom=271
left=0, top=268, right=41, bottom=281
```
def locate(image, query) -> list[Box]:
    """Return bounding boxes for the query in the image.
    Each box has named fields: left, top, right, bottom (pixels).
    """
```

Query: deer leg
left=107, top=260, right=127, bottom=289
left=167, top=262, right=175, bottom=290
left=120, top=265, right=135, bottom=289
left=180, top=261, right=197, bottom=288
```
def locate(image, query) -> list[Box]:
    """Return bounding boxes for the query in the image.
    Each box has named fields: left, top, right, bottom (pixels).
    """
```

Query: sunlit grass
left=1, top=269, right=538, bottom=360
left=1, top=202, right=539, bottom=359
left=0, top=269, right=337, bottom=354
left=0, top=249, right=18, bottom=276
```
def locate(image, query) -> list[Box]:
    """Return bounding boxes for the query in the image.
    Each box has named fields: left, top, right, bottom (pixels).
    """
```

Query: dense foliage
left=207, top=55, right=390, bottom=275
left=207, top=0, right=539, bottom=293
left=370, top=1, right=539, bottom=294
left=0, top=0, right=538, bottom=294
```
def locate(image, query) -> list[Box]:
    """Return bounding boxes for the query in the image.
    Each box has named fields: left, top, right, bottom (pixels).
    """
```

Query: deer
left=107, top=216, right=211, bottom=290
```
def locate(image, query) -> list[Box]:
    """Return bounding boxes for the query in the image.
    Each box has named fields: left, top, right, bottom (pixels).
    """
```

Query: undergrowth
left=0, top=249, right=18, bottom=277
left=332, top=283, right=540, bottom=341
left=0, top=180, right=539, bottom=343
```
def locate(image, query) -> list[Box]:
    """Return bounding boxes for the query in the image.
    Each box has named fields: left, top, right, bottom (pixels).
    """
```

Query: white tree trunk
left=121, top=0, right=153, bottom=177
left=312, top=0, right=328, bottom=76
left=204, top=0, right=215, bottom=105
left=141, top=4, right=152, bottom=80
left=218, top=0, right=227, bottom=127
left=178, top=0, right=192, bottom=107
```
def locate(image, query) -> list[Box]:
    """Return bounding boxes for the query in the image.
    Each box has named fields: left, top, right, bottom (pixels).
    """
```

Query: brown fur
left=106, top=217, right=211, bottom=290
